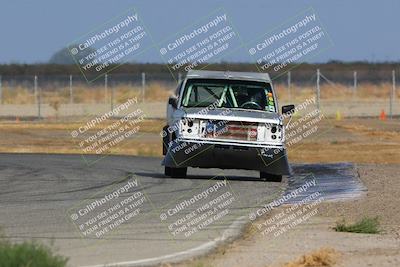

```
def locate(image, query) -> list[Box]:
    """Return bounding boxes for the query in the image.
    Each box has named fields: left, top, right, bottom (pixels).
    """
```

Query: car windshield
left=181, top=79, right=276, bottom=112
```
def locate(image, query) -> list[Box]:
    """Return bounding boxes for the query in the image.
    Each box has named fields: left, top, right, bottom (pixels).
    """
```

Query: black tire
left=164, top=166, right=172, bottom=176
left=260, top=172, right=282, bottom=182
left=170, top=167, right=187, bottom=178
left=162, top=126, right=169, bottom=156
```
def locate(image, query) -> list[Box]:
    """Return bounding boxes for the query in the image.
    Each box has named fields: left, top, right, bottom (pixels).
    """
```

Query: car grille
left=204, top=120, right=258, bottom=141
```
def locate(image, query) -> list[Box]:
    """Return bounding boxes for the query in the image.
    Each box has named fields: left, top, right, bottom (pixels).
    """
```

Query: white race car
left=162, top=70, right=294, bottom=182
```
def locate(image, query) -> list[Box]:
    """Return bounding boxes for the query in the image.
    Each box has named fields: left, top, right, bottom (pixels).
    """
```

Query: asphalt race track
left=0, top=154, right=365, bottom=267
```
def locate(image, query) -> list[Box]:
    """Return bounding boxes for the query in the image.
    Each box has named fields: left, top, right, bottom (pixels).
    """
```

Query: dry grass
left=286, top=117, right=400, bottom=164
left=0, top=119, right=164, bottom=133
left=274, top=83, right=398, bottom=102
left=1, top=83, right=173, bottom=104
left=0, top=120, right=164, bottom=156
left=334, top=217, right=380, bottom=234
left=1, top=86, right=35, bottom=104
left=335, top=124, right=400, bottom=140
left=281, top=248, right=339, bottom=267
left=0, top=137, right=162, bottom=157
left=1, top=82, right=398, bottom=105
left=0, top=118, right=400, bottom=162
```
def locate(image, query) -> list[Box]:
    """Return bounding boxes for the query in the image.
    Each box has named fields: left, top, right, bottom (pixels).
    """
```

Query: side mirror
left=168, top=96, right=178, bottom=109
left=282, top=104, right=295, bottom=115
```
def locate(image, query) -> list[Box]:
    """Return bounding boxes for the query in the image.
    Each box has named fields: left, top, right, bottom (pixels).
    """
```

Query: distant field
left=0, top=82, right=398, bottom=105
left=0, top=82, right=173, bottom=105
left=275, top=82, right=399, bottom=101
left=0, top=81, right=398, bottom=119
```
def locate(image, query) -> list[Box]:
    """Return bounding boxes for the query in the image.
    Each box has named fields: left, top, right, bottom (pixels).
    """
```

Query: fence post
left=104, top=74, right=108, bottom=104
left=316, top=69, right=320, bottom=110
left=0, top=75, right=2, bottom=104
left=69, top=75, right=73, bottom=104
left=390, top=70, right=396, bottom=119
left=141, top=72, right=145, bottom=103
left=178, top=72, right=182, bottom=84
left=111, top=82, right=114, bottom=112
left=287, top=71, right=291, bottom=103
left=353, top=71, right=357, bottom=98
left=34, top=75, right=37, bottom=105
left=35, top=75, right=41, bottom=119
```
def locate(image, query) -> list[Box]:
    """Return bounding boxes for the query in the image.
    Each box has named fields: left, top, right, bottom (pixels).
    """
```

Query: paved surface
left=0, top=154, right=362, bottom=267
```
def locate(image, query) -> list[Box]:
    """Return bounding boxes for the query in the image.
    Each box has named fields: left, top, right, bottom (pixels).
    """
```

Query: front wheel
left=162, top=126, right=169, bottom=155
left=165, top=166, right=187, bottom=178
left=260, top=172, right=282, bottom=182
left=164, top=166, right=172, bottom=176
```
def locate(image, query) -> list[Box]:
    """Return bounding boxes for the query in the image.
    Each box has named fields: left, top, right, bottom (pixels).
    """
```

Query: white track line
left=80, top=216, right=247, bottom=267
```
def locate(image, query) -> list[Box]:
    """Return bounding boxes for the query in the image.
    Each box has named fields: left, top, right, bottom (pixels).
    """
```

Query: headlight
left=260, top=123, right=283, bottom=142
left=179, top=118, right=200, bottom=137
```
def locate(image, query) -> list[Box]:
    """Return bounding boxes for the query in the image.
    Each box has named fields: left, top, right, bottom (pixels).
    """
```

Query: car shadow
left=134, top=171, right=264, bottom=182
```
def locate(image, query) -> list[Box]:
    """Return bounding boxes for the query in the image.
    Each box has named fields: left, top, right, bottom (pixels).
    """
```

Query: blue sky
left=0, top=0, right=399, bottom=63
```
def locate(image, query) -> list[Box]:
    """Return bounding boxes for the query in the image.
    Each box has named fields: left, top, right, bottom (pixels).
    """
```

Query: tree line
left=0, top=61, right=398, bottom=84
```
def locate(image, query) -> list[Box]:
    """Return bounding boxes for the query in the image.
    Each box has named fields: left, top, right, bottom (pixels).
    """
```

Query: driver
left=234, top=90, right=249, bottom=107
left=248, top=90, right=263, bottom=106
left=233, top=86, right=264, bottom=109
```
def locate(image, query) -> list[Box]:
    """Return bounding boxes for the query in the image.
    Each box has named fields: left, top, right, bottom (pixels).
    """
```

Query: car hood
left=178, top=107, right=281, bottom=124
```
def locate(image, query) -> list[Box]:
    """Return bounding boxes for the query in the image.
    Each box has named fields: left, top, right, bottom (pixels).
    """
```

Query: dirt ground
left=0, top=117, right=399, bottom=267
left=290, top=117, right=400, bottom=164
left=0, top=119, right=164, bottom=156
left=170, top=163, right=399, bottom=267
left=0, top=117, right=399, bottom=164
left=165, top=117, right=400, bottom=267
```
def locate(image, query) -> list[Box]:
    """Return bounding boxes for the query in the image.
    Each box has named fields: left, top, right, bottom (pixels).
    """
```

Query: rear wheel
left=260, top=172, right=282, bottom=182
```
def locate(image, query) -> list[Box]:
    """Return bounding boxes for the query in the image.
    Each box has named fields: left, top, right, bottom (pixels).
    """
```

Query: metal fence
left=0, top=69, right=397, bottom=119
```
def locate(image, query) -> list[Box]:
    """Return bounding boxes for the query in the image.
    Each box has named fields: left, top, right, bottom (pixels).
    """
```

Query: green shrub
left=0, top=239, right=68, bottom=267
left=334, top=217, right=380, bottom=234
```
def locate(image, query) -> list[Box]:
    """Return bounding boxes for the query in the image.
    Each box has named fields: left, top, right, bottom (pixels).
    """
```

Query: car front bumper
left=162, top=138, right=291, bottom=175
